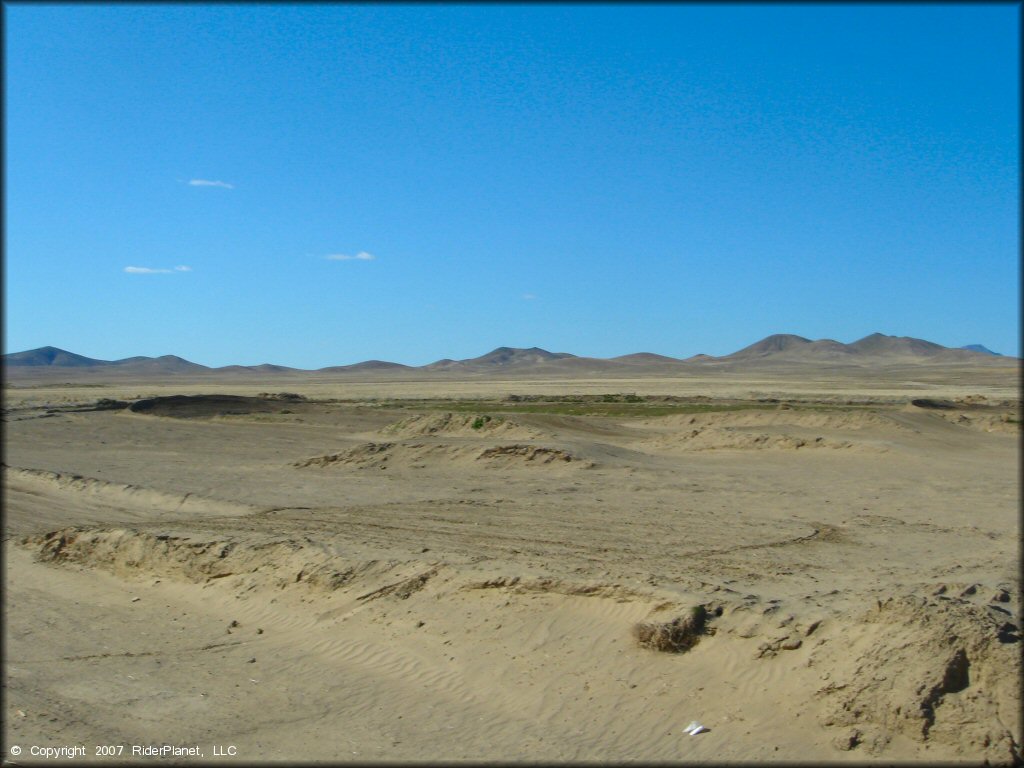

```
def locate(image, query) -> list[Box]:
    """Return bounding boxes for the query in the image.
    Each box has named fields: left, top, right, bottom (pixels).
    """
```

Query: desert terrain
left=3, top=347, right=1021, bottom=764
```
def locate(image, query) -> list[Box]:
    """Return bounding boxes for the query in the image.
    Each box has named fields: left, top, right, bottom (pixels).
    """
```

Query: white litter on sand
left=684, top=721, right=709, bottom=736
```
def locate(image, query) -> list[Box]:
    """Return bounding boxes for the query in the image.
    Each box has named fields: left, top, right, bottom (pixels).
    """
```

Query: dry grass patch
left=633, top=605, right=708, bottom=653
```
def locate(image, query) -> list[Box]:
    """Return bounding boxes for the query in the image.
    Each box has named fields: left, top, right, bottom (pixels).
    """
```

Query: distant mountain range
left=4, top=347, right=212, bottom=372
left=2, top=334, right=1014, bottom=377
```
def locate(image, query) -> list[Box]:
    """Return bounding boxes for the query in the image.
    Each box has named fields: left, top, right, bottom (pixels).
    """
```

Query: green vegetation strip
left=376, top=396, right=886, bottom=418
left=408, top=402, right=763, bottom=417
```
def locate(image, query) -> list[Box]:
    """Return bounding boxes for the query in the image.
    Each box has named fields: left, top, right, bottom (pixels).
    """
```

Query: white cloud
left=522, top=293, right=538, bottom=300
left=325, top=251, right=376, bottom=261
left=125, top=265, right=192, bottom=274
left=188, top=179, right=234, bottom=189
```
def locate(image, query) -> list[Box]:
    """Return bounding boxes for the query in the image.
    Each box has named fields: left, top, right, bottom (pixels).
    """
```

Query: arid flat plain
left=4, top=361, right=1021, bottom=763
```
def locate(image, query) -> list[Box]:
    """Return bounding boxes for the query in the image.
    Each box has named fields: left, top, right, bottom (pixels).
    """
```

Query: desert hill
left=849, top=332, right=946, bottom=357
left=724, top=334, right=856, bottom=362
left=215, top=364, right=300, bottom=374
left=719, top=333, right=1013, bottom=366
left=5, top=346, right=113, bottom=367
left=425, top=346, right=580, bottom=371
left=3, top=348, right=209, bottom=374
left=109, top=355, right=209, bottom=374
left=961, top=344, right=1004, bottom=356
left=318, top=360, right=414, bottom=373
left=610, top=352, right=684, bottom=364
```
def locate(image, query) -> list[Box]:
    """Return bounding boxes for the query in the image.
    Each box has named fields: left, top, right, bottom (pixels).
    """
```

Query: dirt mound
left=932, top=411, right=1020, bottom=434
left=257, top=392, right=307, bottom=401
left=293, top=442, right=476, bottom=469
left=129, top=394, right=289, bottom=418
left=4, top=466, right=258, bottom=518
left=381, top=412, right=541, bottom=439
left=463, top=576, right=649, bottom=601
left=642, top=409, right=905, bottom=432
left=816, top=595, right=1021, bottom=761
left=639, top=428, right=864, bottom=452
left=21, top=526, right=437, bottom=598
left=295, top=442, right=397, bottom=468
left=476, top=444, right=584, bottom=465
left=295, top=441, right=589, bottom=469
left=631, top=409, right=904, bottom=452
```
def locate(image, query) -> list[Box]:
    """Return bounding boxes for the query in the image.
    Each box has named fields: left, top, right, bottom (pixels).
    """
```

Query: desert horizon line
left=3, top=332, right=1012, bottom=372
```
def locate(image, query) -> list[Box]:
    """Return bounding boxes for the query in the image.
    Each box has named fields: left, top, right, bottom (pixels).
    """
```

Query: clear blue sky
left=5, top=4, right=1019, bottom=367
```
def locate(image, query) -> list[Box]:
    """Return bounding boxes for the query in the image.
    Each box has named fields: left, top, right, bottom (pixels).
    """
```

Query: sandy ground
left=3, top=369, right=1021, bottom=764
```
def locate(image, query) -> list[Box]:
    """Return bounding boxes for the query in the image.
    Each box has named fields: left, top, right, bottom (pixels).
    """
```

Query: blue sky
left=5, top=4, right=1019, bottom=367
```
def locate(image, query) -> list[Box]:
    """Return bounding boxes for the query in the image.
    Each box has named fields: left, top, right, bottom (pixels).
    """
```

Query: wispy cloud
left=325, top=251, right=376, bottom=261
left=522, top=293, right=538, bottom=300
left=124, top=265, right=192, bottom=275
left=188, top=179, right=234, bottom=189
